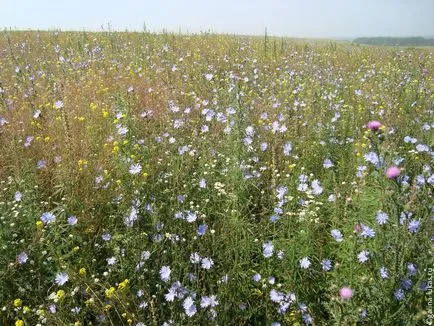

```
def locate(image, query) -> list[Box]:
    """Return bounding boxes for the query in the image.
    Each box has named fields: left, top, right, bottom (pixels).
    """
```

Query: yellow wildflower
left=15, top=320, right=24, bottom=326
left=118, top=279, right=129, bottom=290
left=56, top=289, right=65, bottom=299
left=105, top=287, right=116, bottom=298
left=13, top=298, right=22, bottom=307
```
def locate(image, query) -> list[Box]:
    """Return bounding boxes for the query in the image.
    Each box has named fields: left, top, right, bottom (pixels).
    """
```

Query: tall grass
left=0, top=30, right=433, bottom=325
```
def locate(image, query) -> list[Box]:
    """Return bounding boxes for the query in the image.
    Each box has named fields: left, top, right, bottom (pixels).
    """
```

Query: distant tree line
left=353, top=37, right=434, bottom=46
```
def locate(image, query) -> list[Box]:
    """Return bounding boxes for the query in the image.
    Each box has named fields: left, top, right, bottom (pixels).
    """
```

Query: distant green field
left=0, top=31, right=433, bottom=325
left=354, top=36, right=434, bottom=47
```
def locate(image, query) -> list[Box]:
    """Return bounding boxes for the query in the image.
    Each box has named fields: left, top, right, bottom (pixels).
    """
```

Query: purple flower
left=298, top=303, right=307, bottom=313
left=420, top=281, right=428, bottom=291
left=263, top=241, right=274, bottom=258
left=124, top=206, right=138, bottom=227
left=17, top=252, right=28, bottom=265
left=339, top=287, right=353, bottom=300
left=24, top=136, right=34, bottom=147
left=323, top=159, right=334, bottom=169
left=385, top=166, right=401, bottom=179
left=311, top=179, right=323, bottom=195
left=299, top=174, right=308, bottom=183
left=190, top=252, right=201, bottom=264
left=102, top=232, right=111, bottom=241
left=37, top=160, right=47, bottom=169
left=54, top=100, right=64, bottom=109
left=394, top=288, right=405, bottom=301
left=55, top=272, right=69, bottom=286
left=186, top=211, right=197, bottom=223
left=14, top=191, right=22, bottom=201
left=48, top=304, right=56, bottom=314
left=408, top=219, right=420, bottom=233
left=367, top=120, right=382, bottom=131
left=283, top=142, right=292, bottom=156
left=303, top=314, right=313, bottom=324
left=376, top=211, right=389, bottom=225
left=201, top=125, right=209, bottom=133
left=129, top=163, right=142, bottom=175
left=270, top=289, right=285, bottom=303
left=358, top=250, right=370, bottom=263
left=243, top=136, right=252, bottom=146
left=201, top=257, right=214, bottom=269
left=40, top=212, right=56, bottom=224
left=276, top=186, right=287, bottom=200
left=245, top=126, right=254, bottom=136
left=165, top=289, right=176, bottom=302
left=364, top=152, right=379, bottom=166
left=200, top=295, right=218, bottom=308
left=380, top=266, right=389, bottom=279
left=197, top=224, right=208, bottom=236
left=252, top=273, right=261, bottom=282
left=321, top=259, right=332, bottom=271
left=331, top=229, right=343, bottom=242
left=178, top=145, right=189, bottom=155
left=297, top=183, right=308, bottom=192
left=226, top=107, right=236, bottom=115
left=360, top=225, right=376, bottom=238
left=67, top=216, right=77, bottom=225
left=415, top=175, right=425, bottom=186
left=400, top=278, right=412, bottom=291
left=299, top=257, right=311, bottom=269
left=356, top=165, right=367, bottom=178
left=183, top=296, right=197, bottom=317
left=71, top=306, right=81, bottom=314
left=407, top=263, right=417, bottom=276
left=416, top=144, right=429, bottom=152
left=199, top=178, right=207, bottom=188
left=117, top=125, right=128, bottom=135
left=160, top=266, right=171, bottom=282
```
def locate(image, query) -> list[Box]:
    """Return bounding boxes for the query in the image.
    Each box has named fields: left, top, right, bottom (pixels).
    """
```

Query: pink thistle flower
left=385, top=166, right=401, bottom=179
left=367, top=120, right=382, bottom=131
left=339, top=287, right=353, bottom=300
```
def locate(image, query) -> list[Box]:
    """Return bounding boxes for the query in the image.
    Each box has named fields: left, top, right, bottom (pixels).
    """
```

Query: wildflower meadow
left=0, top=31, right=433, bottom=325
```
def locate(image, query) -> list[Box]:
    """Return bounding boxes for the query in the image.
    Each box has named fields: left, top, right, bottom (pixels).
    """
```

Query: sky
left=1, top=0, right=434, bottom=39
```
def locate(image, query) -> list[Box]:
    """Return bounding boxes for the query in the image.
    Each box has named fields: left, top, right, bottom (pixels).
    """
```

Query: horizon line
left=2, top=26, right=434, bottom=41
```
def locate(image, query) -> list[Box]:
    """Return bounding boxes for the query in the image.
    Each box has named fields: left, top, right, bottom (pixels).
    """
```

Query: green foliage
left=0, top=30, right=433, bottom=325
left=354, top=36, right=434, bottom=47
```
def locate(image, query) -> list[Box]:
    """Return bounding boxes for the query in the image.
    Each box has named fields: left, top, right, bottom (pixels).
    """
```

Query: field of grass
left=0, top=30, right=433, bottom=325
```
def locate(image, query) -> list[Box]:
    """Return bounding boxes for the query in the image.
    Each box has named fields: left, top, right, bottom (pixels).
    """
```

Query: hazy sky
left=1, top=0, right=434, bottom=38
